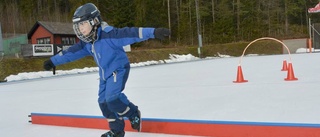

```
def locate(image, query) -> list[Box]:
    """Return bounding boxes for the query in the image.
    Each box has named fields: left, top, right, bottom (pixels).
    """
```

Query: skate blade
left=138, top=122, right=142, bottom=132
left=138, top=111, right=142, bottom=132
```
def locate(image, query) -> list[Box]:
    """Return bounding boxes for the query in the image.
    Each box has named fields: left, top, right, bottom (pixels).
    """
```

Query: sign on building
left=54, top=44, right=71, bottom=54
left=33, top=44, right=54, bottom=56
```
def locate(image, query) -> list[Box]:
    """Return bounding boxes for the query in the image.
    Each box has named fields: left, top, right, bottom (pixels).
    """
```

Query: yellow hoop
left=239, top=37, right=292, bottom=65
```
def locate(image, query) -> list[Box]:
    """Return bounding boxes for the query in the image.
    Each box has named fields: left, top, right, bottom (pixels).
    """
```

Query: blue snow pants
left=98, top=64, right=138, bottom=132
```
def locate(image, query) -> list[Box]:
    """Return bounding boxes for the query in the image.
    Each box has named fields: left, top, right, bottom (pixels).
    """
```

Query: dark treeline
left=1, top=0, right=320, bottom=45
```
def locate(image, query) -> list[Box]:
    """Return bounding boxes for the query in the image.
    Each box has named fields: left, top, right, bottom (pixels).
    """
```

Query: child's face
left=78, top=21, right=92, bottom=36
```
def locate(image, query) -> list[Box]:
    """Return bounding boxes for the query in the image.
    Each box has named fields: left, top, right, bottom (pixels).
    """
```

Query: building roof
left=28, top=21, right=75, bottom=39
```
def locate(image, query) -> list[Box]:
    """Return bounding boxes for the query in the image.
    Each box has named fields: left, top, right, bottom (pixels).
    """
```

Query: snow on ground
left=4, top=54, right=224, bottom=82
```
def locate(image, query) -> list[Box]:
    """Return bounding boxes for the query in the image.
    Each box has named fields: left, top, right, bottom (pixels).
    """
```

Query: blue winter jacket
left=50, top=22, right=155, bottom=81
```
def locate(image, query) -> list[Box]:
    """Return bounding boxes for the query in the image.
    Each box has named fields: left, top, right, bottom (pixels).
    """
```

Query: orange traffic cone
left=284, top=63, right=298, bottom=81
left=233, top=65, right=248, bottom=83
left=281, top=60, right=288, bottom=71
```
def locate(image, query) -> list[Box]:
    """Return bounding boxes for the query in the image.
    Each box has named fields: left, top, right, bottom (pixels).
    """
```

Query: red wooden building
left=27, top=21, right=79, bottom=45
left=22, top=21, right=79, bottom=57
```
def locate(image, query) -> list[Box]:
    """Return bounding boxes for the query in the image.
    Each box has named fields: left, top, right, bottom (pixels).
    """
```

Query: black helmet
left=72, top=3, right=101, bottom=43
left=72, top=3, right=101, bottom=23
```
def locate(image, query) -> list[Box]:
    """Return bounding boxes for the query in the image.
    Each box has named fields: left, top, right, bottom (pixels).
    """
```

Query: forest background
left=1, top=0, right=320, bottom=45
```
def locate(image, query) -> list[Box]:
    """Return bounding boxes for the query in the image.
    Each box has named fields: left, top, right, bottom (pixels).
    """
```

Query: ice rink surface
left=1, top=53, right=320, bottom=136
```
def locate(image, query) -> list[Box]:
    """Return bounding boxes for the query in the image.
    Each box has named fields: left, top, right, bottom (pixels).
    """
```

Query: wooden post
left=308, top=38, right=312, bottom=53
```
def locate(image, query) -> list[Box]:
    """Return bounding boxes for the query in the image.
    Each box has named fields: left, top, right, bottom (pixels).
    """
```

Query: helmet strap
left=91, top=26, right=98, bottom=43
left=84, top=17, right=100, bottom=43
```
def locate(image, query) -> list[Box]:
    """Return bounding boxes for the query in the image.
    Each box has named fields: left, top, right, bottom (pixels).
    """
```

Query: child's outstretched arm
left=104, top=27, right=170, bottom=47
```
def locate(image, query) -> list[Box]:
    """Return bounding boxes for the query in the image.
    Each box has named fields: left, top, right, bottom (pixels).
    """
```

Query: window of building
left=62, top=37, right=76, bottom=45
left=37, top=38, right=51, bottom=44
left=70, top=37, right=76, bottom=44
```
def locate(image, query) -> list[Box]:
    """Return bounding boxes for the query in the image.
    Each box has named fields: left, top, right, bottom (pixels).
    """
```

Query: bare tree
left=211, top=0, right=215, bottom=24
left=236, top=0, right=240, bottom=38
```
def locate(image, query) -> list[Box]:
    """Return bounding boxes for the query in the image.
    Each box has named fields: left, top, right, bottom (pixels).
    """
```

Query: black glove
left=154, top=28, right=171, bottom=40
left=43, top=59, right=55, bottom=70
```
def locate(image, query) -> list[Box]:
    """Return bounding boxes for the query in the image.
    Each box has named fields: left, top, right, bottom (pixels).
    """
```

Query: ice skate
left=129, top=110, right=141, bottom=132
left=101, top=130, right=125, bottom=137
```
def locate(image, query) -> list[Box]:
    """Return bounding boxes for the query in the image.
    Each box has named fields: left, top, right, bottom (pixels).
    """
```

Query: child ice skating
left=43, top=3, right=170, bottom=137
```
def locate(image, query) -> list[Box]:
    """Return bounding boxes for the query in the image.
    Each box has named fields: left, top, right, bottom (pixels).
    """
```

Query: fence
left=2, top=34, right=27, bottom=57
